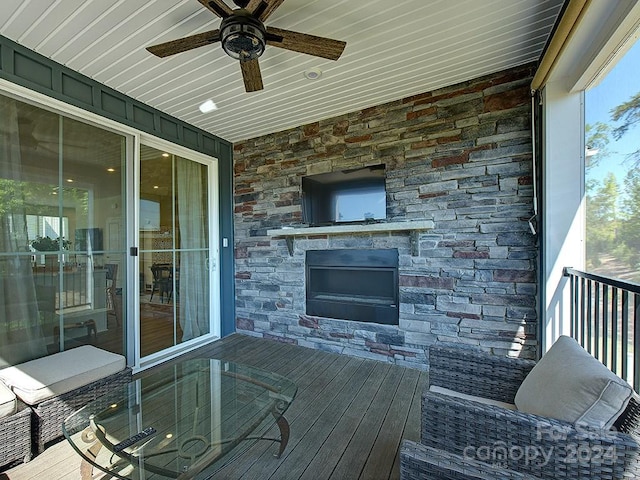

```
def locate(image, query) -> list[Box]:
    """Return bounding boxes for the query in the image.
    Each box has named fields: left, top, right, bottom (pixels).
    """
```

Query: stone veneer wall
left=233, top=64, right=538, bottom=369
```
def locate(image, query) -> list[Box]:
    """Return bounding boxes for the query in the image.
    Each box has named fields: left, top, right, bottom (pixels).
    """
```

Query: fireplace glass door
left=305, top=249, right=399, bottom=325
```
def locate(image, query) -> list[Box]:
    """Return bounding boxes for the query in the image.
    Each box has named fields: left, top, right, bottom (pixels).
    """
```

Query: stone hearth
left=233, top=64, right=538, bottom=369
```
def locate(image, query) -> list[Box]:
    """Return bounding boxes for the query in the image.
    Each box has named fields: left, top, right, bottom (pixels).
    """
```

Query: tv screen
left=302, top=165, right=386, bottom=226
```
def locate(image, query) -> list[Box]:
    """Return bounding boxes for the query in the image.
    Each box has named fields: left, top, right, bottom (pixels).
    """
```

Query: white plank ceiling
left=0, top=0, right=565, bottom=143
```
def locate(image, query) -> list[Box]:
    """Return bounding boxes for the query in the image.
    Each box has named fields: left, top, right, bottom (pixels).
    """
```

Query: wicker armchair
left=400, top=345, right=640, bottom=480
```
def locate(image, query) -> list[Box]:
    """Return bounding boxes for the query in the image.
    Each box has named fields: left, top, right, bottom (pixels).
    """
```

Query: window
left=585, top=39, right=640, bottom=282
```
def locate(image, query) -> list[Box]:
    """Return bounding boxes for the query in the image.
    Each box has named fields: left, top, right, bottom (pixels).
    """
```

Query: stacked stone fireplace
left=233, top=64, right=539, bottom=369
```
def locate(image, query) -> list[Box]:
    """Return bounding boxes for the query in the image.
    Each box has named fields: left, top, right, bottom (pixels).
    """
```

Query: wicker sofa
left=400, top=343, right=640, bottom=480
left=0, top=382, right=31, bottom=469
left=0, top=345, right=132, bottom=454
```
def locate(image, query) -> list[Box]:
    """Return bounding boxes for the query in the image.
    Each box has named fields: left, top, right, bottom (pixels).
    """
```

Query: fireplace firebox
left=305, top=249, right=399, bottom=325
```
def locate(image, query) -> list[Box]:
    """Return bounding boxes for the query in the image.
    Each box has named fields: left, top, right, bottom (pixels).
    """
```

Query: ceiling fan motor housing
left=220, top=11, right=266, bottom=60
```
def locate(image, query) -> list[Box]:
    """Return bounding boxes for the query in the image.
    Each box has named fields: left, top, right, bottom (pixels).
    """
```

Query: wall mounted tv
left=302, top=164, right=387, bottom=226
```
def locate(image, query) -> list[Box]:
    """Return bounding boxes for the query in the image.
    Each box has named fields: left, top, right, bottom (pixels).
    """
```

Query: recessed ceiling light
left=66, top=179, right=74, bottom=183
left=304, top=68, right=322, bottom=80
left=199, top=99, right=218, bottom=113
left=153, top=185, right=159, bottom=189
left=107, top=168, right=115, bottom=172
left=162, top=153, right=170, bottom=158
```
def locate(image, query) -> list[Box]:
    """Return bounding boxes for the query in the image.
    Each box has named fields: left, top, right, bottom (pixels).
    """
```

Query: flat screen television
left=302, top=164, right=387, bottom=226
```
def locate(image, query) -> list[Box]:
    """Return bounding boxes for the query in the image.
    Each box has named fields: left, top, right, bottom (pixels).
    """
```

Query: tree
left=586, top=173, right=619, bottom=267
left=585, top=121, right=612, bottom=169
left=611, top=91, right=640, bottom=166
left=619, top=168, right=640, bottom=267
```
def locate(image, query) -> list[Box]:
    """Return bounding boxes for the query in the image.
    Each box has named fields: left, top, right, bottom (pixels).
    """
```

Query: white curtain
left=177, top=158, right=209, bottom=341
left=0, top=97, right=47, bottom=366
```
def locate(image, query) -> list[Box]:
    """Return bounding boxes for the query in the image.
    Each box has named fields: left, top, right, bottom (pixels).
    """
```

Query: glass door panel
left=139, top=145, right=211, bottom=358
left=0, top=93, right=126, bottom=367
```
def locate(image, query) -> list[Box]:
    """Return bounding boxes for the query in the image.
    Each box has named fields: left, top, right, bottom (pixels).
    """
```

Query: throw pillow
left=514, top=335, right=633, bottom=430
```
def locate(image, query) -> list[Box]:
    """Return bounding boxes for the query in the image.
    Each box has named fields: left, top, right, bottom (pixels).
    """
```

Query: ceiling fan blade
left=266, top=27, right=346, bottom=61
left=244, top=0, right=263, bottom=13
left=240, top=58, right=264, bottom=92
left=198, top=0, right=233, bottom=18
left=254, top=0, right=285, bottom=22
left=146, top=29, right=221, bottom=58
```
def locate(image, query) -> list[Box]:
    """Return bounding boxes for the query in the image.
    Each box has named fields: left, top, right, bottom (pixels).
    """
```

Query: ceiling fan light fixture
left=220, top=13, right=266, bottom=60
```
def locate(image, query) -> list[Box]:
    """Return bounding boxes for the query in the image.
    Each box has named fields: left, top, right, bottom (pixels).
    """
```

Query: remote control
left=113, top=427, right=157, bottom=452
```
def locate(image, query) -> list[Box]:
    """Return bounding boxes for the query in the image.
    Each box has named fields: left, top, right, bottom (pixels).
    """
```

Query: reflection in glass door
left=139, top=144, right=214, bottom=358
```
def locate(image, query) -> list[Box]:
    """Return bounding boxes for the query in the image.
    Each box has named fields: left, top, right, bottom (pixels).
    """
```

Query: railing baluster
left=580, top=276, right=587, bottom=349
left=612, top=288, right=619, bottom=376
left=634, top=294, right=640, bottom=392
left=603, top=284, right=609, bottom=369
left=586, top=279, right=593, bottom=354
left=594, top=282, right=600, bottom=359
left=570, top=272, right=576, bottom=338
left=622, top=290, right=629, bottom=383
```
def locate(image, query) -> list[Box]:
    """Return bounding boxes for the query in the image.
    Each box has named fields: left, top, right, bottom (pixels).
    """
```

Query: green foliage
left=611, top=91, right=640, bottom=139
left=585, top=88, right=640, bottom=277
left=585, top=173, right=619, bottom=268
left=618, top=169, right=640, bottom=267
left=585, top=122, right=612, bottom=169
left=30, top=236, right=71, bottom=252
left=611, top=91, right=640, bottom=166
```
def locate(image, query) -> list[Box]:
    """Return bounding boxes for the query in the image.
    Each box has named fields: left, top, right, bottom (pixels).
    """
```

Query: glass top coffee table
left=63, top=359, right=297, bottom=480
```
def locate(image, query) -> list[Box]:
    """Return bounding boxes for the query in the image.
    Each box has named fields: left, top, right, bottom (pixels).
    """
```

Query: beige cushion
left=0, top=381, right=17, bottom=419
left=0, top=346, right=125, bottom=406
left=430, top=385, right=517, bottom=411
left=515, top=335, right=633, bottom=429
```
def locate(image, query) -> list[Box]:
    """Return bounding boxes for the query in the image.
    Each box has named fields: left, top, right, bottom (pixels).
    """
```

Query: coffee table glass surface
left=62, top=359, right=297, bottom=479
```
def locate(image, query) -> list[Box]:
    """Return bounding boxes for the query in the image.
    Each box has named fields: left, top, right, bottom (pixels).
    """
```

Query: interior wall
left=233, top=64, right=539, bottom=368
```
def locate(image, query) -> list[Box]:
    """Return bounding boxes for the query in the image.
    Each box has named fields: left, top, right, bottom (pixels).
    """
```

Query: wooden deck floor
left=3, top=334, right=428, bottom=480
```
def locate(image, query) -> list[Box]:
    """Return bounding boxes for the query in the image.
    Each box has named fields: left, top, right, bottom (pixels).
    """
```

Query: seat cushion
left=515, top=335, right=633, bottom=429
left=0, top=381, right=17, bottom=419
left=0, top=346, right=126, bottom=406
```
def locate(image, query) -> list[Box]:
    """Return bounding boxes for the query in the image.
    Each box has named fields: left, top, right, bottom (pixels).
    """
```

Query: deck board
left=3, top=334, right=428, bottom=480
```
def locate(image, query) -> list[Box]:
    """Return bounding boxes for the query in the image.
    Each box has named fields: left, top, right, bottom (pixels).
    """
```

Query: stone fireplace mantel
left=267, top=220, right=435, bottom=255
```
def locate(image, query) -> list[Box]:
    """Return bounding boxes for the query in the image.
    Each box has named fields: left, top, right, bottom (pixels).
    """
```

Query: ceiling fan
left=146, top=0, right=346, bottom=93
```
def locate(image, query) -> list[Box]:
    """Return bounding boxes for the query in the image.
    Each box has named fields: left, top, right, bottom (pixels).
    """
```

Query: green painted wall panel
left=184, top=127, right=199, bottom=147
left=132, top=105, right=155, bottom=130
left=62, top=73, right=93, bottom=106
left=203, top=136, right=220, bottom=156
left=14, top=52, right=52, bottom=89
left=160, top=117, right=179, bottom=139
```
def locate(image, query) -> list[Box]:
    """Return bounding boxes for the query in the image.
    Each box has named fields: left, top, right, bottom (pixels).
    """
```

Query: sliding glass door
left=0, top=88, right=220, bottom=370
left=0, top=93, right=127, bottom=366
left=138, top=144, right=217, bottom=360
